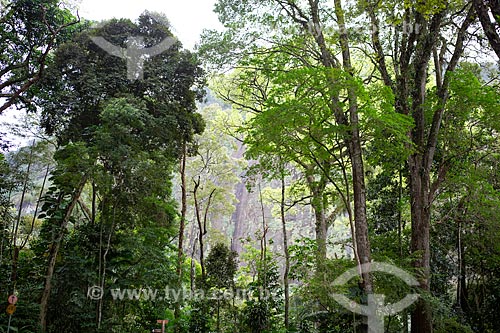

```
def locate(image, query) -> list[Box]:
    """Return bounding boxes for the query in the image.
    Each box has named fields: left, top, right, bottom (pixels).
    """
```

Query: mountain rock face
left=230, top=178, right=250, bottom=254
left=175, top=97, right=351, bottom=267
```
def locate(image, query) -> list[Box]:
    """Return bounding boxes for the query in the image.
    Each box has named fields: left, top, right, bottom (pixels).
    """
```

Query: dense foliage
left=1, top=0, right=500, bottom=332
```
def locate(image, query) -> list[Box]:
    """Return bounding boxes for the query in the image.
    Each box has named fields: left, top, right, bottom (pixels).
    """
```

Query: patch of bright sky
left=78, top=0, right=223, bottom=50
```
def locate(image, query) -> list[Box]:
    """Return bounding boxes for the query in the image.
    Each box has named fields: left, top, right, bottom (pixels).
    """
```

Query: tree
left=279, top=168, right=290, bottom=330
left=0, top=0, right=79, bottom=113
left=206, top=243, right=237, bottom=290
left=37, top=142, right=91, bottom=331
left=473, top=0, right=500, bottom=59
left=201, top=1, right=400, bottom=307
left=254, top=160, right=299, bottom=330
left=205, top=243, right=238, bottom=332
left=37, top=11, right=205, bottom=145
left=175, top=102, right=243, bottom=329
left=4, top=2, right=500, bottom=332
left=239, top=245, right=283, bottom=333
left=175, top=140, right=187, bottom=331
left=2, top=139, right=53, bottom=297
left=426, top=66, right=500, bottom=332
left=202, top=1, right=493, bottom=331
left=32, top=12, right=206, bottom=331
left=364, top=2, right=477, bottom=330
left=182, top=103, right=243, bottom=274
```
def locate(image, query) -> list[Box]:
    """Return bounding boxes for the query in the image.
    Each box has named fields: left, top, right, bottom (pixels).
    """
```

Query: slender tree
left=280, top=172, right=290, bottom=330
left=174, top=140, right=187, bottom=330
left=202, top=1, right=375, bottom=299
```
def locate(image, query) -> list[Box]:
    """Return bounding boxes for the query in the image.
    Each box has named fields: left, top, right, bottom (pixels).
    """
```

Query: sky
left=77, top=0, right=223, bottom=50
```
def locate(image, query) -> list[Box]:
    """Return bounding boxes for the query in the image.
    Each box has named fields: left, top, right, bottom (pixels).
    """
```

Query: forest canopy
left=1, top=0, right=500, bottom=333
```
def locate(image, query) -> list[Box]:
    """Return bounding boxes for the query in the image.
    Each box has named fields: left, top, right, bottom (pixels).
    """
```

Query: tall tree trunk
left=407, top=9, right=473, bottom=331
left=280, top=175, right=290, bottom=330
left=39, top=175, right=88, bottom=332
left=456, top=213, right=467, bottom=310
left=193, top=178, right=206, bottom=283
left=306, top=174, right=328, bottom=267
left=174, top=141, right=187, bottom=330
left=20, top=163, right=50, bottom=250
left=9, top=247, right=19, bottom=295
left=193, top=177, right=216, bottom=285
left=12, top=141, right=34, bottom=250
left=362, top=4, right=475, bottom=330
left=10, top=141, right=35, bottom=294
left=258, top=183, right=267, bottom=262
left=258, top=182, right=268, bottom=293
left=408, top=163, right=433, bottom=333
left=274, top=0, right=372, bottom=291
left=313, top=198, right=327, bottom=264
left=333, top=0, right=373, bottom=296
left=97, top=196, right=105, bottom=328
left=98, top=207, right=115, bottom=330
left=190, top=241, right=197, bottom=292
left=91, top=182, right=97, bottom=224
left=348, top=133, right=371, bottom=292
left=398, top=168, right=404, bottom=258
